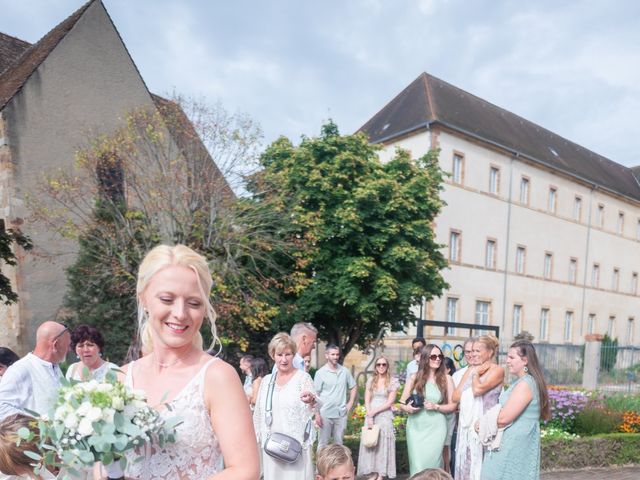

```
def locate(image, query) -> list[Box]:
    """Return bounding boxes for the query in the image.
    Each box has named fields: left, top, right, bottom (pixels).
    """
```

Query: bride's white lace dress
left=124, top=358, right=223, bottom=479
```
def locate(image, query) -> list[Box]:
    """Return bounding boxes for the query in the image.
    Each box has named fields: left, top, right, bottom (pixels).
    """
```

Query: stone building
left=357, top=72, right=640, bottom=358
left=0, top=0, right=227, bottom=352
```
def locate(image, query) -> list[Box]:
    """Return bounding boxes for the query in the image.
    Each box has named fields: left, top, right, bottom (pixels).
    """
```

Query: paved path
left=359, top=466, right=640, bottom=479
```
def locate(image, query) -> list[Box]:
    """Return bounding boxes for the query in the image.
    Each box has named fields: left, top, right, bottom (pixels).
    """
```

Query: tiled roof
left=0, top=32, right=31, bottom=75
left=358, top=73, right=640, bottom=202
left=0, top=0, right=95, bottom=112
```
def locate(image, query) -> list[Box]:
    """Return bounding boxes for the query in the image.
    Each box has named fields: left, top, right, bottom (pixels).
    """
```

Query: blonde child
left=316, top=444, right=355, bottom=480
left=408, top=467, right=453, bottom=480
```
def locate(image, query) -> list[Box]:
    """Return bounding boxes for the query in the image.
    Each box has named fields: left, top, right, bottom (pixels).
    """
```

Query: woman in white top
left=253, top=333, right=318, bottom=480
left=65, top=325, right=118, bottom=381
left=120, top=244, right=259, bottom=480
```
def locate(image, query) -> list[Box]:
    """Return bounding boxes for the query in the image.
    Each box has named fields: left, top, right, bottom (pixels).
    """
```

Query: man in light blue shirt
left=405, top=337, right=426, bottom=379
left=314, top=344, right=356, bottom=451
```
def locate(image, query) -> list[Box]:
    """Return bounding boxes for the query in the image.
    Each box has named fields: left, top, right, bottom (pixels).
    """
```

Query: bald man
left=0, top=321, right=70, bottom=421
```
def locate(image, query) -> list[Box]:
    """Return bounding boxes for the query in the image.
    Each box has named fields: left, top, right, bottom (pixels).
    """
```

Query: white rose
left=132, top=400, right=147, bottom=409
left=77, top=418, right=94, bottom=437
left=111, top=396, right=124, bottom=410
left=102, top=408, right=115, bottom=423
left=77, top=402, right=92, bottom=417
left=64, top=413, right=79, bottom=430
left=54, top=406, right=67, bottom=421
left=123, top=405, right=136, bottom=419
left=87, top=407, right=103, bottom=422
left=97, top=383, right=113, bottom=393
left=132, top=389, right=147, bottom=400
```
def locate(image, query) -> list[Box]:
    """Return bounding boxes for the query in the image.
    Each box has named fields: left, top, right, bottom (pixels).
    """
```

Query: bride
left=120, top=244, right=259, bottom=480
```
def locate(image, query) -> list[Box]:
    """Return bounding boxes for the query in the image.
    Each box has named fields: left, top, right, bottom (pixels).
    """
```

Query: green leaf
left=23, top=450, right=42, bottom=461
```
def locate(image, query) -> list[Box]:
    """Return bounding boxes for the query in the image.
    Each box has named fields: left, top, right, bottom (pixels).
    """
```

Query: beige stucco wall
left=0, top=1, right=158, bottom=352
left=375, top=127, right=640, bottom=349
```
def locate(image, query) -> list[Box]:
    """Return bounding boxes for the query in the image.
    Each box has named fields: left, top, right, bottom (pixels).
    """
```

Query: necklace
left=153, top=351, right=191, bottom=368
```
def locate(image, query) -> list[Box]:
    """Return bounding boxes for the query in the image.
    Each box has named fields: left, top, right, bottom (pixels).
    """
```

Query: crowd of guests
left=0, top=243, right=549, bottom=480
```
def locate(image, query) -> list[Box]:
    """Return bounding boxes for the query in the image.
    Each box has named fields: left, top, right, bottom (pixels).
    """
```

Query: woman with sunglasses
left=357, top=356, right=399, bottom=480
left=400, top=345, right=457, bottom=475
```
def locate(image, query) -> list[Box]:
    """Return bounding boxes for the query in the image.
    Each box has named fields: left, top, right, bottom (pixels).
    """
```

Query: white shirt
left=452, top=365, right=469, bottom=387
left=405, top=358, right=419, bottom=379
left=0, top=353, right=63, bottom=421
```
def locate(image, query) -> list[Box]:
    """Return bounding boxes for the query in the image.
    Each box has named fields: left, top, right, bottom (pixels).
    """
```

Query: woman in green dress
left=400, top=344, right=458, bottom=475
left=480, top=341, right=550, bottom=480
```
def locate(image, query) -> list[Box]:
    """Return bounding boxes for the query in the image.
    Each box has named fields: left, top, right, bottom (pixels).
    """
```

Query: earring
left=99, top=352, right=103, bottom=357
left=524, top=366, right=529, bottom=373
left=76, top=354, right=80, bottom=360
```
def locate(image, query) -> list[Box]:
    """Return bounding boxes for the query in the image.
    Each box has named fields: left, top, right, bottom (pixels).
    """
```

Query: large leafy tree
left=0, top=225, right=32, bottom=305
left=250, top=121, right=449, bottom=357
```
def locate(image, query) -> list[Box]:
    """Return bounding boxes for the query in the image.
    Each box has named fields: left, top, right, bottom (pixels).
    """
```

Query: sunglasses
left=375, top=363, right=388, bottom=367
left=53, top=324, right=69, bottom=341
left=429, top=354, right=444, bottom=361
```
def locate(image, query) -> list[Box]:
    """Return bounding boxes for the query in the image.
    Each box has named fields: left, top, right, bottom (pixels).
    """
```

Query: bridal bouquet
left=19, top=371, right=179, bottom=479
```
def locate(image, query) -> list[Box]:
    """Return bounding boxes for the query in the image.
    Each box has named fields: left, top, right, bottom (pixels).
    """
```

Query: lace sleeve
left=301, top=371, right=317, bottom=416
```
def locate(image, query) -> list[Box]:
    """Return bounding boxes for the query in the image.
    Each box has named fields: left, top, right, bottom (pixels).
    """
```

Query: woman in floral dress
left=357, top=356, right=400, bottom=480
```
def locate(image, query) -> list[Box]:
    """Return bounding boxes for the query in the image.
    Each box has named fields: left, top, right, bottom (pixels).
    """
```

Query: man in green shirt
left=314, top=344, right=357, bottom=451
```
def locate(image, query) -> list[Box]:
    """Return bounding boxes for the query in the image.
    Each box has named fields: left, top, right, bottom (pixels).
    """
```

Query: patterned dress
left=357, top=377, right=400, bottom=478
left=480, top=375, right=540, bottom=480
left=253, top=369, right=316, bottom=480
left=124, top=359, right=224, bottom=479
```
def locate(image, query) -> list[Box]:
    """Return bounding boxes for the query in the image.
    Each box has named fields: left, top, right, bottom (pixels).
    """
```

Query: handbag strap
left=265, top=370, right=312, bottom=442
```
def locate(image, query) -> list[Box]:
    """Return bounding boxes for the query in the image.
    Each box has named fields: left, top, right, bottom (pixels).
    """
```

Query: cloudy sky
left=2, top=0, right=639, bottom=167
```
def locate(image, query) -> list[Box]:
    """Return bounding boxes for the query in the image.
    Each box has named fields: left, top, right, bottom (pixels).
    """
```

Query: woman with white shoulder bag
left=253, top=333, right=318, bottom=480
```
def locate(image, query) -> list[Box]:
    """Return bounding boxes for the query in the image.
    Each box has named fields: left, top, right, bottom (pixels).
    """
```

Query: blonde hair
left=268, top=332, right=297, bottom=359
left=0, top=414, right=41, bottom=476
left=409, top=467, right=453, bottom=480
left=475, top=335, right=500, bottom=359
left=369, top=355, right=391, bottom=394
left=137, top=244, right=217, bottom=354
left=316, top=444, right=354, bottom=477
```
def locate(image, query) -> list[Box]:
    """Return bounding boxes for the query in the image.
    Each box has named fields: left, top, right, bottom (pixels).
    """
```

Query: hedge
left=541, top=433, right=640, bottom=470
left=343, top=434, right=640, bottom=474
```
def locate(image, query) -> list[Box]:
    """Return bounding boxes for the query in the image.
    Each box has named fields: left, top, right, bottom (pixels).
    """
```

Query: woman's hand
left=424, top=401, right=440, bottom=412
left=404, top=403, right=421, bottom=414
left=300, top=390, right=316, bottom=405
left=474, top=420, right=480, bottom=433
left=476, top=362, right=491, bottom=376
left=366, top=416, right=374, bottom=428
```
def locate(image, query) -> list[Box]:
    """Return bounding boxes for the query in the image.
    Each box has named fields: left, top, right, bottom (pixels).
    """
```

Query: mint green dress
left=481, top=375, right=540, bottom=480
left=406, top=382, right=447, bottom=475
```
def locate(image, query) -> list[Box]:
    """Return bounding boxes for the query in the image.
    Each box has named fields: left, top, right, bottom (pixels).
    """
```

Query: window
left=637, top=219, right=640, bottom=240
left=591, top=263, right=600, bottom=287
left=96, top=152, right=125, bottom=203
left=452, top=154, right=464, bottom=184
left=512, top=305, right=522, bottom=336
left=548, top=187, right=557, bottom=213
left=515, top=246, right=526, bottom=274
left=617, top=212, right=625, bottom=235
left=569, top=258, right=578, bottom=284
left=612, top=268, right=620, bottom=291
left=632, top=272, right=638, bottom=295
left=588, top=314, right=596, bottom=334
left=475, top=301, right=490, bottom=327
left=608, top=316, right=616, bottom=338
left=540, top=308, right=549, bottom=341
left=446, top=297, right=459, bottom=335
left=489, top=166, right=500, bottom=194
left=564, top=311, right=574, bottom=342
left=627, top=318, right=635, bottom=345
left=543, top=253, right=553, bottom=279
left=520, top=177, right=530, bottom=204
left=596, top=204, right=605, bottom=227
left=573, top=196, right=582, bottom=221
left=449, top=230, right=461, bottom=263
left=485, top=239, right=496, bottom=269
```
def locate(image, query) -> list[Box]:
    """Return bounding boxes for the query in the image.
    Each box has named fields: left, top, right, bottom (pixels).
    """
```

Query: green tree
left=0, top=224, right=32, bottom=305
left=250, top=121, right=449, bottom=357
